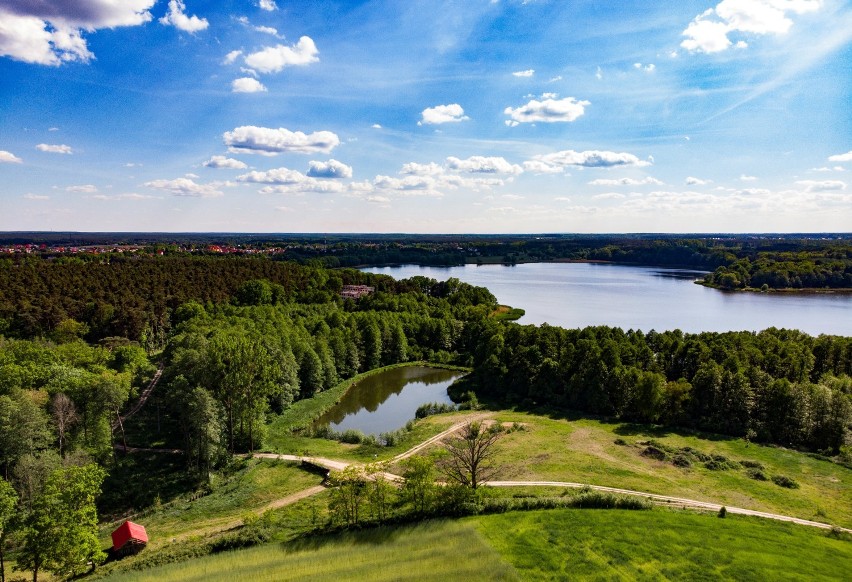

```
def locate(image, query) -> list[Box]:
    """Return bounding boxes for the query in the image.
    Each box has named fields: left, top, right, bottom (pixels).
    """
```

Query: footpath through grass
left=487, top=411, right=852, bottom=529
left=101, top=508, right=851, bottom=581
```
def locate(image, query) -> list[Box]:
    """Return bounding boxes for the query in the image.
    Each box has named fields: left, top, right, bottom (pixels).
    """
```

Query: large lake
left=363, top=263, right=852, bottom=336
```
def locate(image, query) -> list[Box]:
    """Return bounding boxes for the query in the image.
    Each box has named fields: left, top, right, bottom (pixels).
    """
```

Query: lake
left=363, top=263, right=852, bottom=336
left=314, top=366, right=465, bottom=435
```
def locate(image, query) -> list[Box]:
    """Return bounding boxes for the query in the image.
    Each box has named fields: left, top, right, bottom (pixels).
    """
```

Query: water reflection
left=314, top=366, right=464, bottom=435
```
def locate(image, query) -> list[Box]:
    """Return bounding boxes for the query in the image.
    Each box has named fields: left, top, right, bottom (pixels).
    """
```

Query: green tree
left=401, top=456, right=436, bottom=514
left=17, top=464, right=107, bottom=582
left=0, top=478, right=17, bottom=582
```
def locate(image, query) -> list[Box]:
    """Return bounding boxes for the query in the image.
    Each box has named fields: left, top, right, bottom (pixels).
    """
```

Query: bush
left=771, top=475, right=800, bottom=489
left=641, top=446, right=668, bottom=461
left=613, top=438, right=628, bottom=446
left=746, top=468, right=768, bottom=481
left=704, top=455, right=740, bottom=471
left=740, top=459, right=764, bottom=470
left=718, top=506, right=727, bottom=518
left=415, top=401, right=457, bottom=419
left=672, top=454, right=692, bottom=468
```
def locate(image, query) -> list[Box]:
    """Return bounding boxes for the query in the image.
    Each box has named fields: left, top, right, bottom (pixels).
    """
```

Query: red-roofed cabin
left=111, top=521, right=148, bottom=557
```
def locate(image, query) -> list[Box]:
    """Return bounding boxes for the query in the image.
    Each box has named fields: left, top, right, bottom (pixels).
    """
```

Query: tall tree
left=17, top=464, right=107, bottom=582
left=0, top=478, right=17, bottom=582
left=440, top=422, right=502, bottom=490
left=49, top=394, right=77, bottom=459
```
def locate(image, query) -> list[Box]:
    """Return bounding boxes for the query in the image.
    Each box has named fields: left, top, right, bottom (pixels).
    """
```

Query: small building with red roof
left=111, top=521, right=148, bottom=556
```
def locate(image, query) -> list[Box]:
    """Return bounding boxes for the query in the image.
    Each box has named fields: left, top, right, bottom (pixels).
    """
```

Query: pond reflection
left=314, top=366, right=465, bottom=435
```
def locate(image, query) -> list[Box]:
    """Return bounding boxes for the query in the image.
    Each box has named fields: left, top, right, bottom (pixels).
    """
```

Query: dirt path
left=112, top=362, right=164, bottom=430
left=484, top=480, right=852, bottom=533
left=390, top=412, right=492, bottom=464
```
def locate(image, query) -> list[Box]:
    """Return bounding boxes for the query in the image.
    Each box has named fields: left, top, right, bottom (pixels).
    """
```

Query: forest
left=0, top=255, right=850, bottom=579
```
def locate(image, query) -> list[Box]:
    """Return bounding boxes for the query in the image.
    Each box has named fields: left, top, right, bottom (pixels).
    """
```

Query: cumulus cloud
left=512, top=69, right=535, bottom=77
left=231, top=77, right=267, bottom=93
left=593, top=192, right=626, bottom=200
left=144, top=177, right=223, bottom=197
left=633, top=62, right=656, bottom=72
left=23, top=193, right=49, bottom=200
left=0, top=1, right=154, bottom=65
left=681, top=0, right=822, bottom=53
left=532, top=149, right=651, bottom=169
left=237, top=167, right=346, bottom=193
left=36, top=143, right=72, bottom=154
left=446, top=156, right=523, bottom=175
left=796, top=180, right=846, bottom=192
left=223, top=50, right=243, bottom=64
left=90, top=193, right=156, bottom=201
left=522, top=160, right=565, bottom=174
left=244, top=36, right=319, bottom=73
left=686, top=176, right=711, bottom=185
left=0, top=150, right=22, bottom=163
left=504, top=97, right=590, bottom=125
left=400, top=162, right=444, bottom=176
left=828, top=151, right=852, bottom=162
left=203, top=155, right=248, bottom=169
left=373, top=175, right=442, bottom=196
left=258, top=0, right=278, bottom=10
left=66, top=184, right=97, bottom=193
left=740, top=174, right=757, bottom=181
left=589, top=177, right=663, bottom=186
left=307, top=159, right=353, bottom=179
left=419, top=104, right=469, bottom=125
left=159, top=0, right=208, bottom=33
left=223, top=126, right=340, bottom=155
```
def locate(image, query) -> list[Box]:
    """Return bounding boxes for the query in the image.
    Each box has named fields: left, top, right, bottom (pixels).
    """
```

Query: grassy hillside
left=101, top=509, right=851, bottom=581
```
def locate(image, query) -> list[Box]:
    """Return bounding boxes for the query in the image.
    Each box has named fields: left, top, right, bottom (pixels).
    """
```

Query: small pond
left=313, top=366, right=465, bottom=436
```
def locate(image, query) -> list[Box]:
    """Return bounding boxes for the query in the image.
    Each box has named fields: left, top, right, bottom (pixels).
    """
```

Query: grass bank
left=100, top=508, right=852, bottom=581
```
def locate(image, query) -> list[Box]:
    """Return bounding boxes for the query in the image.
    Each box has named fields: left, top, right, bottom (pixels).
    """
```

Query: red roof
left=111, top=521, right=148, bottom=550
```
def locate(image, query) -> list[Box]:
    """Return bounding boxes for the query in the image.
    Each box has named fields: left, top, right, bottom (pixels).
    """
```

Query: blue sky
left=1, top=0, right=850, bottom=233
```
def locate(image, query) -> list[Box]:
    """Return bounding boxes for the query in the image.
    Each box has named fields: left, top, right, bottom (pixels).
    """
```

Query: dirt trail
left=112, top=362, right=164, bottom=430
left=484, top=480, right=852, bottom=533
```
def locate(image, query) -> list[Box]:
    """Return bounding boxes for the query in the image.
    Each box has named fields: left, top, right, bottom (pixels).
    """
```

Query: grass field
left=473, top=411, right=852, bottom=529
left=102, top=508, right=852, bottom=581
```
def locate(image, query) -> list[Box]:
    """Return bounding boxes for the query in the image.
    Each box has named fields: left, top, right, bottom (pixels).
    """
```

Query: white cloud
left=237, top=167, right=346, bottom=193
left=522, top=160, right=565, bottom=174
left=446, top=156, right=523, bottom=175
left=633, top=62, right=656, bottom=72
left=223, top=50, right=243, bottom=64
left=533, top=149, right=651, bottom=168
left=23, top=193, right=49, bottom=200
left=400, top=162, right=444, bottom=176
left=589, top=177, right=663, bottom=186
left=203, top=155, right=248, bottom=169
left=504, top=97, right=590, bottom=124
left=366, top=195, right=391, bottom=204
left=307, top=159, right=353, bottom=179
left=223, top=126, right=340, bottom=155
left=371, top=123, right=382, bottom=129
left=258, top=0, right=278, bottom=11
left=36, top=143, right=72, bottom=154
left=0, top=150, right=22, bottom=163
left=244, top=37, right=319, bottom=73
left=66, top=184, right=97, bottom=193
left=828, top=151, right=852, bottom=162
left=254, top=25, right=279, bottom=36
left=740, top=174, right=757, bottom=181
left=593, top=192, right=626, bottom=200
left=159, top=1, right=208, bottom=33
left=595, top=66, right=603, bottom=80
left=231, top=77, right=267, bottom=93
left=419, top=104, right=469, bottom=125
left=144, top=177, right=223, bottom=197
left=373, top=175, right=442, bottom=196
left=796, top=180, right=846, bottom=192
left=686, top=176, right=711, bottom=185
left=0, top=1, right=154, bottom=65
left=682, top=0, right=822, bottom=54
left=512, top=69, right=535, bottom=77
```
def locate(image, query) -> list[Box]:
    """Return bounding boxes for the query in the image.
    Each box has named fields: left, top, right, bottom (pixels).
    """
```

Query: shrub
left=641, top=445, right=668, bottom=461
left=771, top=475, right=800, bottom=489
left=704, top=455, right=740, bottom=471
left=746, top=468, right=768, bottom=481
left=740, top=460, right=764, bottom=470
left=718, top=506, right=727, bottom=518
left=672, top=454, right=692, bottom=468
left=415, top=401, right=457, bottom=419
left=613, top=438, right=628, bottom=446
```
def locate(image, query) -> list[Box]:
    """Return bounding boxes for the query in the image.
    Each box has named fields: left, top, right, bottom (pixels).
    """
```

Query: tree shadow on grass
left=277, top=519, right=430, bottom=553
